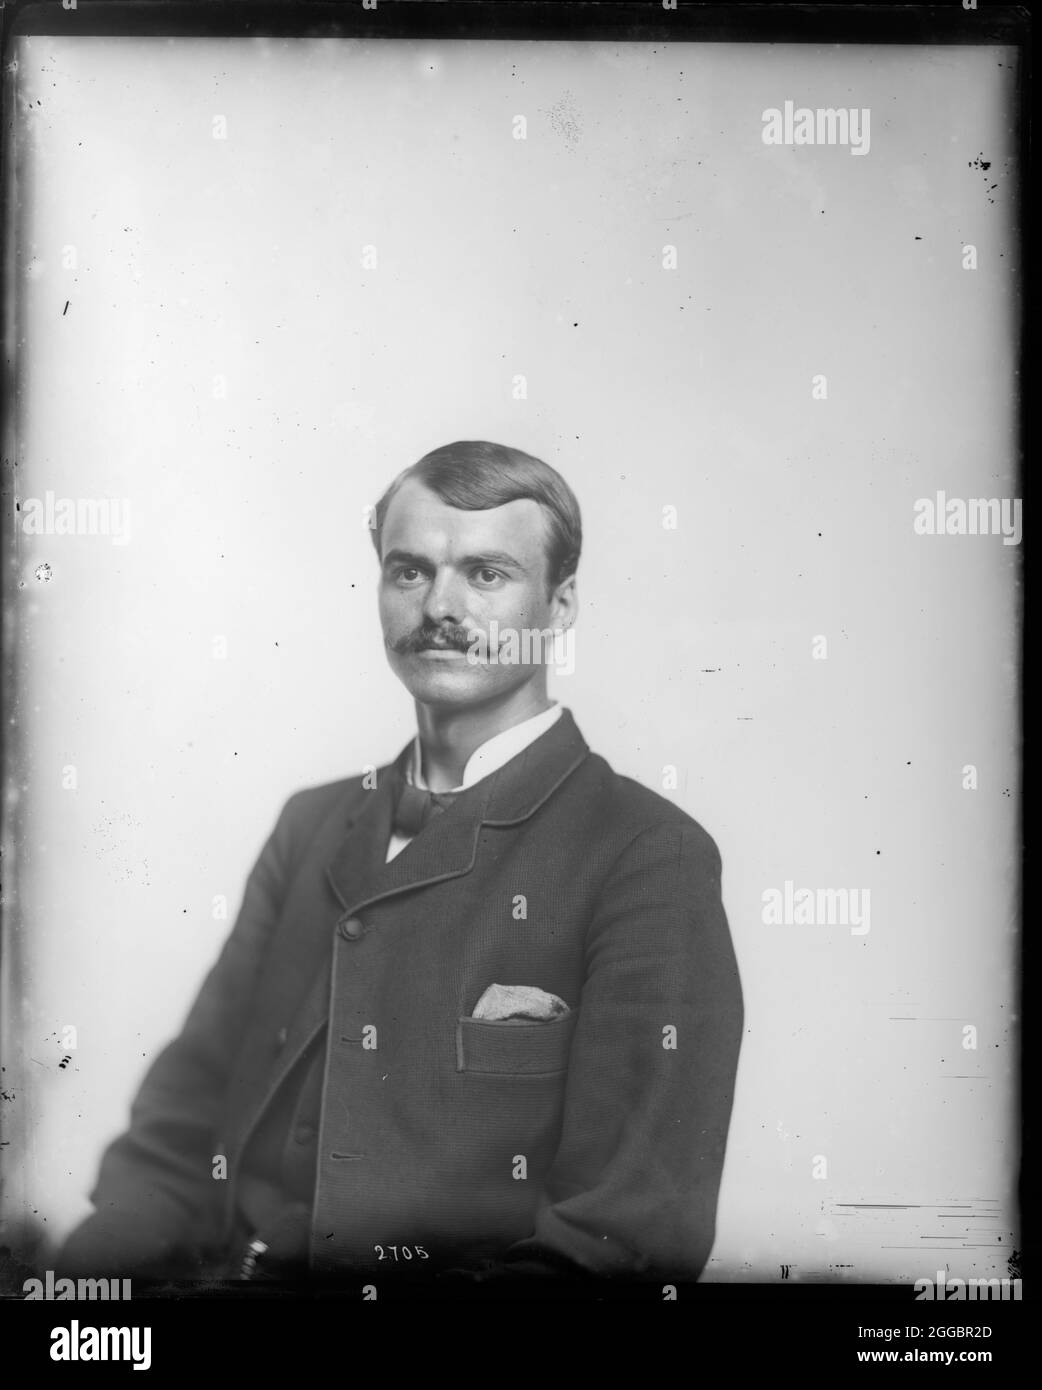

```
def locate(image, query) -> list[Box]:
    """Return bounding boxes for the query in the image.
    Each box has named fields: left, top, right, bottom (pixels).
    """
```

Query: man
left=59, top=440, right=744, bottom=1290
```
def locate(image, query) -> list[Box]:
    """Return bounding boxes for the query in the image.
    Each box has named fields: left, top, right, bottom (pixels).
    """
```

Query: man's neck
left=414, top=684, right=553, bottom=791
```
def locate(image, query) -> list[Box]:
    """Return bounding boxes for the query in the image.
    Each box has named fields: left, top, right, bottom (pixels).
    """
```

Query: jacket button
left=275, top=1027, right=288, bottom=1048
left=338, top=915, right=364, bottom=941
left=293, top=1124, right=315, bottom=1145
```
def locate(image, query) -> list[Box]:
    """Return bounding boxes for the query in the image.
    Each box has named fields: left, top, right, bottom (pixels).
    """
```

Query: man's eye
left=394, top=566, right=425, bottom=584
left=473, top=568, right=503, bottom=586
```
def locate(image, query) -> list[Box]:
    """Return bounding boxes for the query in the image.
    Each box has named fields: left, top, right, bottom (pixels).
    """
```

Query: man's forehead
left=382, top=480, right=548, bottom=559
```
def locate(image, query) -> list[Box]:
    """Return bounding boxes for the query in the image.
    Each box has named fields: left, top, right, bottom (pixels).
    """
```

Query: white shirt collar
left=409, top=703, right=564, bottom=792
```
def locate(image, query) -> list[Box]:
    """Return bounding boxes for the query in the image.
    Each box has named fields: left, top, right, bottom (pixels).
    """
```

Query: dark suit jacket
left=60, top=708, right=743, bottom=1285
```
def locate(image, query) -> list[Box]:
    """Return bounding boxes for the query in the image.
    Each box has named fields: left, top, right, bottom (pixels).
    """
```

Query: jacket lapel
left=325, top=706, right=590, bottom=919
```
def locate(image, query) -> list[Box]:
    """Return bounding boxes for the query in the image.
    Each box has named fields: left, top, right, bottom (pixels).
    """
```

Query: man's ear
left=550, top=574, right=578, bottom=629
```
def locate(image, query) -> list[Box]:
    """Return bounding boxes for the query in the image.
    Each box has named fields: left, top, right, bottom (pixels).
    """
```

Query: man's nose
left=422, top=569, right=468, bottom=625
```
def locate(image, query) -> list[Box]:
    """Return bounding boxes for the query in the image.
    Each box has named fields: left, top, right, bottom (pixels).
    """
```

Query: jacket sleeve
left=57, top=795, right=303, bottom=1277
left=474, top=818, right=744, bottom=1286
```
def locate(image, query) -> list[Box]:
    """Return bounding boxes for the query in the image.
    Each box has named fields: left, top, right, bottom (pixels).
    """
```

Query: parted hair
left=371, top=441, right=582, bottom=591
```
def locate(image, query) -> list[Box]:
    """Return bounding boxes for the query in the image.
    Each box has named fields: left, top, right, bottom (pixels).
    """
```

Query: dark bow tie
left=392, top=780, right=460, bottom=837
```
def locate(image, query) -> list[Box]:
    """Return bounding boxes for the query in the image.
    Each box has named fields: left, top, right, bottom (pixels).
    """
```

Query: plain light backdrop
left=2, top=35, right=1020, bottom=1283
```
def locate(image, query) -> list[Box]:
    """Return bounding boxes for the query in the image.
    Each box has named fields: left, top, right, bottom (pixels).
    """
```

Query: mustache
left=392, top=622, right=475, bottom=655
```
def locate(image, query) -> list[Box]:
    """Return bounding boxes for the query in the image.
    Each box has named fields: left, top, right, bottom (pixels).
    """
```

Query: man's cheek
left=379, top=595, right=415, bottom=636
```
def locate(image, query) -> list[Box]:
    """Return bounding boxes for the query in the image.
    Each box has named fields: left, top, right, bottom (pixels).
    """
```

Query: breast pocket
left=455, top=1012, right=577, bottom=1076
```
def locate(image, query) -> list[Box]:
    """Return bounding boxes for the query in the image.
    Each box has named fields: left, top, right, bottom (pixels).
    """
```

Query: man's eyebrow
left=381, top=548, right=431, bottom=569
left=382, top=548, right=526, bottom=571
left=457, top=550, right=525, bottom=570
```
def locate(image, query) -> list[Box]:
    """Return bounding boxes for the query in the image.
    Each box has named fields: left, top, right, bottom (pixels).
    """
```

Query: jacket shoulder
left=577, top=752, right=723, bottom=866
left=274, top=762, right=394, bottom=837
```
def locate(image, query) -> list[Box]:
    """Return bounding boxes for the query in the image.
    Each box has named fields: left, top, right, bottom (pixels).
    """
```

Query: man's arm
left=463, top=818, right=744, bottom=1286
left=57, top=796, right=301, bottom=1277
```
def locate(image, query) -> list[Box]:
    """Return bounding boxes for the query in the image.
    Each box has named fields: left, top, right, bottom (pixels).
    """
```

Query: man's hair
left=370, top=440, right=582, bottom=592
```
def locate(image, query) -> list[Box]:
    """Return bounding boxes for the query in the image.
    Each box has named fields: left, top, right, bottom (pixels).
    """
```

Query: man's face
left=378, top=478, right=573, bottom=709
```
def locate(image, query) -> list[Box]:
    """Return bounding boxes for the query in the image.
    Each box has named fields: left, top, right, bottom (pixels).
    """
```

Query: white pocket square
left=471, top=983, right=570, bottom=1022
